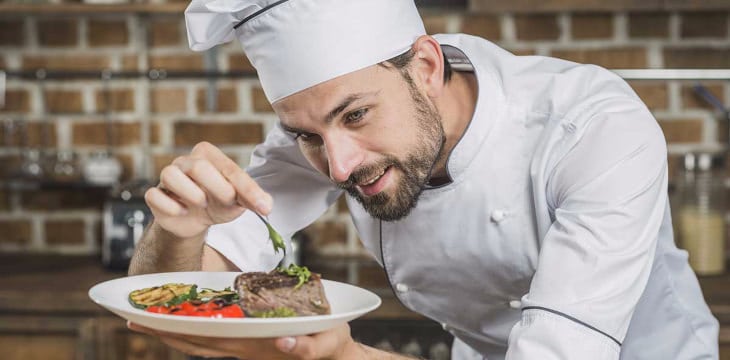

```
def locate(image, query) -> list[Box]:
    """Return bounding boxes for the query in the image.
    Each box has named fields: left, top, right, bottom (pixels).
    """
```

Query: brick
left=551, top=47, right=647, bottom=68
left=657, top=118, right=703, bottom=143
left=23, top=55, right=110, bottom=71
left=21, top=188, right=107, bottom=211
left=572, top=13, right=613, bottom=39
left=252, top=87, right=272, bottom=113
left=681, top=83, right=724, bottom=110
left=72, top=122, right=141, bottom=146
left=228, top=54, right=256, bottom=73
left=45, top=219, right=85, bottom=245
left=421, top=14, right=449, bottom=34
left=195, top=87, right=238, bottom=113
left=148, top=54, right=203, bottom=71
left=628, top=82, right=668, bottom=110
left=122, top=55, right=139, bottom=71
left=515, top=14, right=560, bottom=41
left=664, top=47, right=730, bottom=68
left=460, top=14, right=501, bottom=40
left=150, top=123, right=161, bottom=145
left=0, top=19, right=24, bottom=46
left=37, top=19, right=78, bottom=47
left=629, top=12, right=670, bottom=39
left=23, top=121, right=57, bottom=147
left=0, top=89, right=31, bottom=113
left=116, top=153, right=134, bottom=182
left=95, top=89, right=135, bottom=112
left=88, top=19, right=129, bottom=47
left=174, top=121, right=264, bottom=146
left=0, top=220, right=31, bottom=245
left=149, top=17, right=181, bottom=47
left=681, top=12, right=728, bottom=38
left=45, top=89, right=83, bottom=114
left=150, top=87, right=187, bottom=113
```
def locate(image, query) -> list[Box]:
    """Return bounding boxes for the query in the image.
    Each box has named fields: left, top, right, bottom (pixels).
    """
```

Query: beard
left=337, top=82, right=446, bottom=222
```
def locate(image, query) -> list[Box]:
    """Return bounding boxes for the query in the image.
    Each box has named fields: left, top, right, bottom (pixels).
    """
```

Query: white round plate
left=88, top=272, right=381, bottom=338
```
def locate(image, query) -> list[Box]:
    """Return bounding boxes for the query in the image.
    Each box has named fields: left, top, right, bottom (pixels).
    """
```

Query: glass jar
left=677, top=153, right=726, bottom=275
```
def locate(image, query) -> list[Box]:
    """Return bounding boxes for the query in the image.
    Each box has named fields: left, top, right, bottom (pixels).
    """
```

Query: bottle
left=678, top=152, right=726, bottom=275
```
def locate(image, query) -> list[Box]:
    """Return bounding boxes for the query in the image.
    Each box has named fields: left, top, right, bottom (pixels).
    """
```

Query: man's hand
left=128, top=322, right=363, bottom=360
left=144, top=141, right=273, bottom=239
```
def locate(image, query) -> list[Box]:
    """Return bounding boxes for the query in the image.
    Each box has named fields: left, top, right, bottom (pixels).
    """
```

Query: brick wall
left=0, top=6, right=729, bottom=283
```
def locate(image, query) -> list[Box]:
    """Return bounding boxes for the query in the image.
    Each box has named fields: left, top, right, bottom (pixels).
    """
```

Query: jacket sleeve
left=506, top=99, right=668, bottom=359
left=205, top=124, right=342, bottom=272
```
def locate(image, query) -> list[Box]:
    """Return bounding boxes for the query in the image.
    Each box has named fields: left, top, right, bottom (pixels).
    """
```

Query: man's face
left=273, top=63, right=445, bottom=221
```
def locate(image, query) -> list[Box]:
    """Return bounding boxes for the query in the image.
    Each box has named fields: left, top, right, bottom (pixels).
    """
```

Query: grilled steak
left=235, top=270, right=331, bottom=317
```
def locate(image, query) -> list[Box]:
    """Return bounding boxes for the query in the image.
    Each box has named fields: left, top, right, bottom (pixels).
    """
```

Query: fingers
left=127, top=322, right=237, bottom=359
left=144, top=186, right=188, bottom=217
left=128, top=321, right=288, bottom=360
left=192, top=142, right=273, bottom=214
left=171, top=156, right=236, bottom=207
left=277, top=324, right=356, bottom=360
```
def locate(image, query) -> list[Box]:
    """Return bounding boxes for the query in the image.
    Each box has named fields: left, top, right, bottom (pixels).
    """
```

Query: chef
left=128, top=0, right=720, bottom=359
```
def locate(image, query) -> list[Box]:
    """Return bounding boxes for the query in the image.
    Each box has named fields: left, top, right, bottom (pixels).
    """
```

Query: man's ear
left=411, top=35, right=445, bottom=98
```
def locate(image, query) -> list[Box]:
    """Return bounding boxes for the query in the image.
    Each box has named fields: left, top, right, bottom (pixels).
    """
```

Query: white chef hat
left=185, top=0, right=426, bottom=103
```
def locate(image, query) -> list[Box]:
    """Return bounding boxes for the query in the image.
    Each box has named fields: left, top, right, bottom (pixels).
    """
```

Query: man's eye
left=294, top=132, right=322, bottom=145
left=345, top=108, right=368, bottom=123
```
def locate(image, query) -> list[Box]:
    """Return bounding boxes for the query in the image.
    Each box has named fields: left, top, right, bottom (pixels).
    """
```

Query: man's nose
left=325, top=135, right=363, bottom=183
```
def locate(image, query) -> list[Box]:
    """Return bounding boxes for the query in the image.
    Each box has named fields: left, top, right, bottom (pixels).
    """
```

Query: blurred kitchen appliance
left=102, top=180, right=153, bottom=270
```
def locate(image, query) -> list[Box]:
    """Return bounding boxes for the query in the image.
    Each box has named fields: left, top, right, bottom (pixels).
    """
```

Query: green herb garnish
left=251, top=307, right=297, bottom=318
left=277, top=263, right=311, bottom=289
left=254, top=212, right=286, bottom=255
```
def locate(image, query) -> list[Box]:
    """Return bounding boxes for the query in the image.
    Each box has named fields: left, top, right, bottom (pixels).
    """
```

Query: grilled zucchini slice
left=197, top=287, right=238, bottom=303
left=129, top=283, right=197, bottom=309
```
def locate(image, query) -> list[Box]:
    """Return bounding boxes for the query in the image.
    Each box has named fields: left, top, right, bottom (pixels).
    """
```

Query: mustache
left=336, top=159, right=397, bottom=190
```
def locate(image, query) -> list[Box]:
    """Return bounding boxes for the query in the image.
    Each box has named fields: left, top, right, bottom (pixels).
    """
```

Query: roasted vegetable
left=197, top=287, right=239, bottom=304
left=128, top=283, right=197, bottom=309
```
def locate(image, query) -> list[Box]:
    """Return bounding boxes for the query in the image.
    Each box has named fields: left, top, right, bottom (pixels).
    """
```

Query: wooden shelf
left=0, top=2, right=187, bottom=14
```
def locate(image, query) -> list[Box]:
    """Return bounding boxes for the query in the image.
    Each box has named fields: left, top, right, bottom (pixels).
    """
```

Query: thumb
left=275, top=336, right=298, bottom=353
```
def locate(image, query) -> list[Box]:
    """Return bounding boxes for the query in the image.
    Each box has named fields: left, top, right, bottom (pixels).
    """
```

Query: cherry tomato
left=145, top=301, right=244, bottom=318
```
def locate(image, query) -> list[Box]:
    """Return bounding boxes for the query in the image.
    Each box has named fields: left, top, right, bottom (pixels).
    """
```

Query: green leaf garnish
left=277, top=263, right=311, bottom=289
left=254, top=212, right=286, bottom=255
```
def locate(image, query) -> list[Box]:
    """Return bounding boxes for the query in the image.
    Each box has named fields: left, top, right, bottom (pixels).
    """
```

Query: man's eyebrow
left=325, top=92, right=376, bottom=123
left=279, top=91, right=379, bottom=133
left=279, top=122, right=303, bottom=134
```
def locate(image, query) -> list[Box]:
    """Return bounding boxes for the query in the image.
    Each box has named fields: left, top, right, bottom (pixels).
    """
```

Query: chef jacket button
left=395, top=283, right=409, bottom=293
left=509, top=300, right=522, bottom=309
left=491, top=209, right=507, bottom=222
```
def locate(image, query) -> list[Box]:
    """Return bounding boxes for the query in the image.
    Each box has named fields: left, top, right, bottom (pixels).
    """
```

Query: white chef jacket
left=205, top=34, right=719, bottom=359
